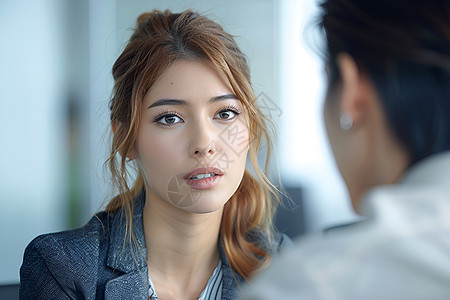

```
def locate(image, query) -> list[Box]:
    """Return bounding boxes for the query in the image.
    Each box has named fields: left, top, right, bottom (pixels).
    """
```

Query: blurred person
left=20, top=10, right=290, bottom=300
left=244, top=0, right=450, bottom=299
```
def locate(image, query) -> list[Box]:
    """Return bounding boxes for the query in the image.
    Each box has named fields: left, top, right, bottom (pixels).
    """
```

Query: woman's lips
left=184, top=167, right=223, bottom=190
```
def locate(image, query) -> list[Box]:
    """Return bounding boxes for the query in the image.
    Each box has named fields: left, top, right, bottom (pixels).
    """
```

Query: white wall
left=277, top=0, right=358, bottom=231
left=0, top=0, right=68, bottom=283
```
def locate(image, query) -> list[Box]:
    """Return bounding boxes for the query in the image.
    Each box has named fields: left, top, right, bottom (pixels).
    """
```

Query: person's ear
left=337, top=53, right=373, bottom=129
left=111, top=120, right=135, bottom=160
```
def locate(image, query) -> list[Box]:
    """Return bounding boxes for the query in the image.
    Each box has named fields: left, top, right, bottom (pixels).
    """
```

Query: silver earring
left=339, top=112, right=353, bottom=130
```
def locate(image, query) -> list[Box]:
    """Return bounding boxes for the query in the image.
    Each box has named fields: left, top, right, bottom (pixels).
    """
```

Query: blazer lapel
left=104, top=190, right=149, bottom=299
left=104, top=270, right=149, bottom=299
left=219, top=239, right=247, bottom=300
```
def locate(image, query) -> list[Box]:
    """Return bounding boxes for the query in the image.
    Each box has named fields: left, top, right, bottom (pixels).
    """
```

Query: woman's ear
left=336, top=53, right=373, bottom=127
left=111, top=120, right=135, bottom=160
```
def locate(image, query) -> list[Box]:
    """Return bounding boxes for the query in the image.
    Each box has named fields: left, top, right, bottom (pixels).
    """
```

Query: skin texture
left=136, top=59, right=249, bottom=300
left=323, top=54, right=409, bottom=212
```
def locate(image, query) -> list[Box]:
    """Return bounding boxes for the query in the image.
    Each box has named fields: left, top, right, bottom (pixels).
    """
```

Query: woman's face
left=136, top=60, right=249, bottom=214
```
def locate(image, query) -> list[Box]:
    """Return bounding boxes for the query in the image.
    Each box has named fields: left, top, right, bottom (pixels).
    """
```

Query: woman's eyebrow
left=147, top=94, right=238, bottom=109
left=209, top=94, right=239, bottom=103
left=147, top=98, right=188, bottom=109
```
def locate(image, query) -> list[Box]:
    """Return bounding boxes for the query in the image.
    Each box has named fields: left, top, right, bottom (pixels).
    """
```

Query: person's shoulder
left=20, top=211, right=111, bottom=299
left=22, top=211, right=111, bottom=269
left=27, top=211, right=110, bottom=253
left=243, top=228, right=360, bottom=300
left=245, top=217, right=450, bottom=299
left=244, top=220, right=402, bottom=299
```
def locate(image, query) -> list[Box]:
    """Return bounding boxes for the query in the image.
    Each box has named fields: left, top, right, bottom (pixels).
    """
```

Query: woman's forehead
left=143, top=60, right=237, bottom=105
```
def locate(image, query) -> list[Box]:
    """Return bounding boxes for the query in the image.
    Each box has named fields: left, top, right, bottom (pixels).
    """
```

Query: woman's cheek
left=219, top=122, right=249, bottom=161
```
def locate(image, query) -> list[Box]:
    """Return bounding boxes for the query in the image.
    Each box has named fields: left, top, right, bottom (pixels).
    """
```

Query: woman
left=245, top=0, right=450, bottom=299
left=20, top=10, right=290, bottom=299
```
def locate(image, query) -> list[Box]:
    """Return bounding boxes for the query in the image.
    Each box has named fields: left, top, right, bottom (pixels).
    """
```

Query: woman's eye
left=155, top=114, right=183, bottom=125
left=215, top=109, right=239, bottom=120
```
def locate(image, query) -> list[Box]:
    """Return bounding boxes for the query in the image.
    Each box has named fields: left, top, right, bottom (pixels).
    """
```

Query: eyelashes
left=153, top=110, right=183, bottom=126
left=153, top=105, right=242, bottom=126
left=216, top=105, right=241, bottom=120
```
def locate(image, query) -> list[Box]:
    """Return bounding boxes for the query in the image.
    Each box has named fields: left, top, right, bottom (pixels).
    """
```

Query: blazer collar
left=218, top=236, right=247, bottom=300
left=104, top=235, right=236, bottom=300
left=103, top=189, right=265, bottom=299
left=106, top=190, right=148, bottom=273
left=104, top=270, right=149, bottom=299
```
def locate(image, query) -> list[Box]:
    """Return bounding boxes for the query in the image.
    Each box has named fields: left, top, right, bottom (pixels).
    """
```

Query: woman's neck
left=142, top=189, right=223, bottom=299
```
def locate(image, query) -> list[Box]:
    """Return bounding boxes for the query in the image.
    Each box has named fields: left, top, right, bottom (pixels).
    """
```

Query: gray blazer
left=20, top=191, right=290, bottom=299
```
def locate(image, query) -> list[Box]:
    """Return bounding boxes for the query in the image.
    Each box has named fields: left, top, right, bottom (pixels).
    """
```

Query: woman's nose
left=188, top=122, right=217, bottom=158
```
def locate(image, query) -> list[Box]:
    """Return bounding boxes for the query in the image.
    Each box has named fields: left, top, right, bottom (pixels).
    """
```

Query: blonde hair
left=105, top=9, right=279, bottom=280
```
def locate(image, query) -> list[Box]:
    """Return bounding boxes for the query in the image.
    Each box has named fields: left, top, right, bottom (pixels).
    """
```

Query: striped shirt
left=148, top=260, right=223, bottom=300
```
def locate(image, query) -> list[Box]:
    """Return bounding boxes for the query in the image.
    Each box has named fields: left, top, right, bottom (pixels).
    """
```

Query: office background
left=0, top=0, right=358, bottom=285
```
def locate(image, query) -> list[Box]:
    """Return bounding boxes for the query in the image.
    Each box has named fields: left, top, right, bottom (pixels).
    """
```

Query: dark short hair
left=319, top=0, right=450, bottom=164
